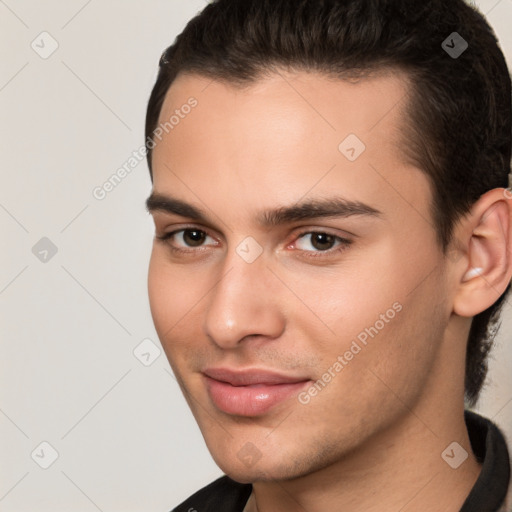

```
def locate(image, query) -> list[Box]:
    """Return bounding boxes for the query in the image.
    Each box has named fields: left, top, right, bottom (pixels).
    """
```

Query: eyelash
left=156, top=227, right=353, bottom=259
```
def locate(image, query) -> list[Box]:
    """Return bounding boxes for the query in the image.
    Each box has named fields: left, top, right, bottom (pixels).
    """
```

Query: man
left=144, top=0, right=512, bottom=510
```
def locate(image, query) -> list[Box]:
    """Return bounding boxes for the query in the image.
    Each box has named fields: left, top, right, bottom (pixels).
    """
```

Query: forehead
left=153, top=68, right=412, bottom=170
left=159, top=68, right=412, bottom=128
left=151, top=69, right=431, bottom=229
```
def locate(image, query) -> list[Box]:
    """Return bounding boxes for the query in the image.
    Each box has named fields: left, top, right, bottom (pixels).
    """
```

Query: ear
left=452, top=188, right=512, bottom=317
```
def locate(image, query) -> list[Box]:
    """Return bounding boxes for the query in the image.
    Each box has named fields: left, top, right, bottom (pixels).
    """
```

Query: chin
left=223, top=468, right=268, bottom=484
left=209, top=446, right=323, bottom=484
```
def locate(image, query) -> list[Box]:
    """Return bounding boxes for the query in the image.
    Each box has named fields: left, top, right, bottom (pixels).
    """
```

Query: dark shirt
left=171, top=411, right=511, bottom=512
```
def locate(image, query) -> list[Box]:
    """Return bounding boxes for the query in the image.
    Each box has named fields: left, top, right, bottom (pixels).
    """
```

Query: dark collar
left=460, top=410, right=511, bottom=511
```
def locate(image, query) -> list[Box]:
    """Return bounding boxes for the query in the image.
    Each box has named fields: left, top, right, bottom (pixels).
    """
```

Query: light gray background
left=0, top=1, right=511, bottom=510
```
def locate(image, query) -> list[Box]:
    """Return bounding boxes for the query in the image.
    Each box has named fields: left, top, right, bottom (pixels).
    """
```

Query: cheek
left=286, top=239, right=444, bottom=383
left=147, top=250, right=200, bottom=352
left=283, top=258, right=400, bottom=357
left=147, top=248, right=224, bottom=375
left=324, top=272, right=446, bottom=410
left=147, top=251, right=171, bottom=336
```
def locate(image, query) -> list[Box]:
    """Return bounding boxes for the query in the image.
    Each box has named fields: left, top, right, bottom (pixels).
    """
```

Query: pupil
left=184, top=230, right=206, bottom=247
left=312, top=233, right=334, bottom=251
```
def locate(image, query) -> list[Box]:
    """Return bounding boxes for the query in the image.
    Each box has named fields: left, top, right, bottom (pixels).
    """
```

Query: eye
left=156, top=227, right=352, bottom=259
left=156, top=228, right=217, bottom=251
left=293, top=231, right=352, bottom=255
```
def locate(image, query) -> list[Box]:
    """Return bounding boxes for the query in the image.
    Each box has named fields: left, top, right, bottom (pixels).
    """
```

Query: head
left=144, top=0, right=511, bottom=482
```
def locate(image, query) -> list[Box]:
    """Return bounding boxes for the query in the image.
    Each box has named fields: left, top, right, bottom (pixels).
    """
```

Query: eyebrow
left=145, top=193, right=382, bottom=227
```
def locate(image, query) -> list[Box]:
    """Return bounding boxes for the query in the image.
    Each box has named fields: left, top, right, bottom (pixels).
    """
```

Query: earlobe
left=452, top=188, right=512, bottom=318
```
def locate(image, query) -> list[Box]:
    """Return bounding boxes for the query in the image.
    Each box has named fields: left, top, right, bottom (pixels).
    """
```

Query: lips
left=202, top=367, right=311, bottom=416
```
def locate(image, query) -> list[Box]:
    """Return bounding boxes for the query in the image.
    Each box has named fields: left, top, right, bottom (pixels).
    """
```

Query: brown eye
left=296, top=232, right=338, bottom=251
left=293, top=231, right=353, bottom=258
left=310, top=233, right=336, bottom=251
left=156, top=228, right=216, bottom=251
left=182, top=229, right=207, bottom=247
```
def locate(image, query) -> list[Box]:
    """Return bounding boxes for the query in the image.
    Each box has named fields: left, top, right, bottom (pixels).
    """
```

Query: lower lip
left=203, top=376, right=310, bottom=416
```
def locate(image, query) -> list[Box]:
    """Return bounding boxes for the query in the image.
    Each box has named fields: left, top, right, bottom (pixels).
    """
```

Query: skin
left=146, top=70, right=512, bottom=511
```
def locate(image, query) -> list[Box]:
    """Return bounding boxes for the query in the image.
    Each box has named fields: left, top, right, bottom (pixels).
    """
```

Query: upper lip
left=203, top=367, right=310, bottom=386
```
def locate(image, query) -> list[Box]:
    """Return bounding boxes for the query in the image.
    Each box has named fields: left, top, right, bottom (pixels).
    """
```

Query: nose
left=203, top=250, right=285, bottom=349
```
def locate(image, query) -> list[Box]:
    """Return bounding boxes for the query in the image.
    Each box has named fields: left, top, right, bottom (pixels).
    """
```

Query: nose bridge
left=203, top=247, right=284, bottom=348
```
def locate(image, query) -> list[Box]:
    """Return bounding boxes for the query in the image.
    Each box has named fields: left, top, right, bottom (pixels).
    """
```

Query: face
left=147, top=70, right=453, bottom=482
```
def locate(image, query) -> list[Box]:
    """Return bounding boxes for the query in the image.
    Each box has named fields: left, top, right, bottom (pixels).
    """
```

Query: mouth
left=202, top=367, right=311, bottom=416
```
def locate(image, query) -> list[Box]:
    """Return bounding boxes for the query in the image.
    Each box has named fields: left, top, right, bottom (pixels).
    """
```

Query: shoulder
left=170, top=475, right=252, bottom=512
